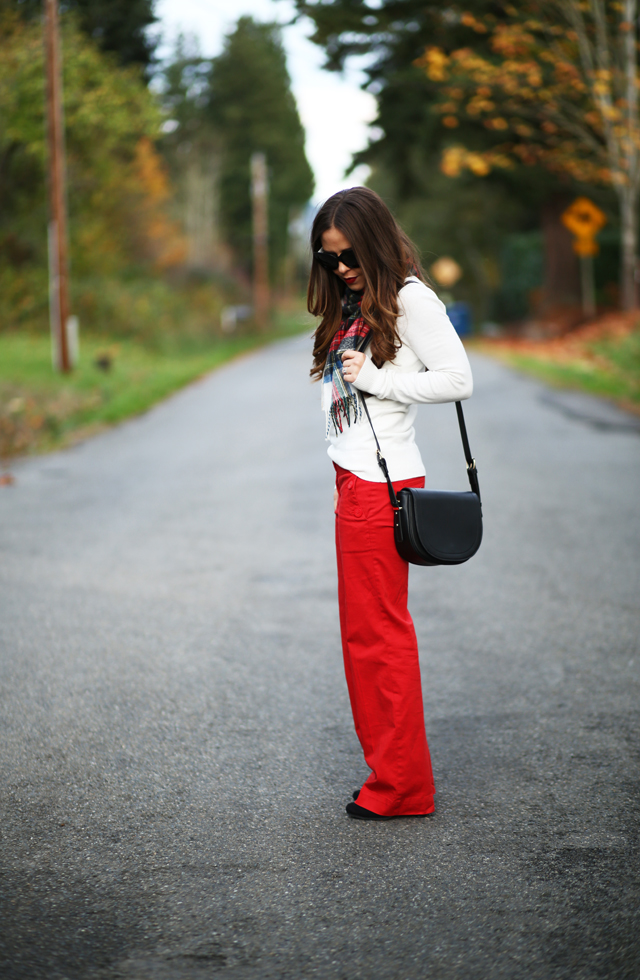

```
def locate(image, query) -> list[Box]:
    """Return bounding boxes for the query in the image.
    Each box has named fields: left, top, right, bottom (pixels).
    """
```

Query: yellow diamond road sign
left=561, top=197, right=607, bottom=256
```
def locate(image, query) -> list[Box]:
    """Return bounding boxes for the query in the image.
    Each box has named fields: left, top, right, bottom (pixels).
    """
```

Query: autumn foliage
left=417, top=6, right=632, bottom=182
left=0, top=9, right=185, bottom=329
left=415, top=1, right=640, bottom=307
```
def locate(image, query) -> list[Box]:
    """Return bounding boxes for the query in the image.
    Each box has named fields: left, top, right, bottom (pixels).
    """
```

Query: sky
left=155, top=0, right=378, bottom=204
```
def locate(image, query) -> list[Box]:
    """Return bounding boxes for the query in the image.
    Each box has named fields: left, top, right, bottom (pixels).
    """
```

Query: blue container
left=446, top=301, right=472, bottom=337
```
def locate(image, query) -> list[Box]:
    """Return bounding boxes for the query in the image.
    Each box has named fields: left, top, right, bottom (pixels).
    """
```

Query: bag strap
left=455, top=401, right=481, bottom=499
left=360, top=395, right=480, bottom=507
left=361, top=397, right=401, bottom=510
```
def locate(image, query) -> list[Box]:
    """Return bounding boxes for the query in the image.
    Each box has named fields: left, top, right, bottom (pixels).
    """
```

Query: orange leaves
left=461, top=12, right=488, bottom=33
left=134, top=138, right=170, bottom=205
left=467, top=97, right=496, bottom=115
left=440, top=145, right=513, bottom=177
left=132, top=138, right=187, bottom=270
left=414, top=46, right=449, bottom=81
left=553, top=59, right=584, bottom=90
left=415, top=0, right=640, bottom=198
left=449, top=46, right=492, bottom=79
left=441, top=146, right=487, bottom=176
left=593, top=78, right=613, bottom=97
left=491, top=22, right=537, bottom=58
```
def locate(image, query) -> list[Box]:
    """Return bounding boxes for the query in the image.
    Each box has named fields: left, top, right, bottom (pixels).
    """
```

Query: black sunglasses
left=313, top=247, right=359, bottom=271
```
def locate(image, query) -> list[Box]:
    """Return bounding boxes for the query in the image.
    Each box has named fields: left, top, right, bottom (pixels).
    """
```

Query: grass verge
left=474, top=311, right=640, bottom=414
left=1, top=306, right=312, bottom=460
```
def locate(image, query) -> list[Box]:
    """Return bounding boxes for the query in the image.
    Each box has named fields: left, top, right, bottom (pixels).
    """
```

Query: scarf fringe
left=324, top=389, right=362, bottom=437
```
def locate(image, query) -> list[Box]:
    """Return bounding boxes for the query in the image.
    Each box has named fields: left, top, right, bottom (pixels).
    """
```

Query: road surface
left=1, top=335, right=639, bottom=979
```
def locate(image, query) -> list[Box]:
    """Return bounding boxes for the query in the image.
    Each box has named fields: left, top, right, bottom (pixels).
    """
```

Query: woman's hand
left=341, top=350, right=366, bottom=383
left=334, top=487, right=339, bottom=512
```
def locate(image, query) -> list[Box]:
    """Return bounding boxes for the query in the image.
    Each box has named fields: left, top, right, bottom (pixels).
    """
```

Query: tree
left=0, top=8, right=179, bottom=326
left=292, top=0, right=588, bottom=319
left=157, top=36, right=226, bottom=272
left=207, top=17, right=314, bottom=280
left=15, top=0, right=158, bottom=68
left=290, top=1, right=522, bottom=197
left=417, top=1, right=640, bottom=308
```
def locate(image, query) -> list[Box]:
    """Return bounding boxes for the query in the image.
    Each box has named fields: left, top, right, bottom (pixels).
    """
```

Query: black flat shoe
left=346, top=802, right=393, bottom=820
left=352, top=790, right=359, bottom=801
left=346, top=801, right=433, bottom=820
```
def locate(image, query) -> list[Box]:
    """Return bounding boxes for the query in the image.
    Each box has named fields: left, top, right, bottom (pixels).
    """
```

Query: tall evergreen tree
left=15, top=0, right=158, bottom=68
left=291, top=0, right=493, bottom=199
left=207, top=17, right=314, bottom=279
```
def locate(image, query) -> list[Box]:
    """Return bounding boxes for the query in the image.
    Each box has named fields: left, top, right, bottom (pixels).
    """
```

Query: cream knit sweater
left=327, top=277, right=473, bottom=482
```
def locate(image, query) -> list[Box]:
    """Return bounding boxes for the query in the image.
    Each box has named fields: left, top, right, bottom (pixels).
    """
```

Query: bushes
left=72, top=274, right=227, bottom=350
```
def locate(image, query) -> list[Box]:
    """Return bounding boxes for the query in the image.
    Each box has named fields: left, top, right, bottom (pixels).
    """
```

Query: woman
left=309, top=187, right=473, bottom=820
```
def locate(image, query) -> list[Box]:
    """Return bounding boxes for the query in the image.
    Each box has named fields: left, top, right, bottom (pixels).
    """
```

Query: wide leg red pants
left=334, top=464, right=435, bottom=816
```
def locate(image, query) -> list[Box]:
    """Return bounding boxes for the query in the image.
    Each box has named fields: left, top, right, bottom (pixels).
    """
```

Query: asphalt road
left=1, top=335, right=639, bottom=980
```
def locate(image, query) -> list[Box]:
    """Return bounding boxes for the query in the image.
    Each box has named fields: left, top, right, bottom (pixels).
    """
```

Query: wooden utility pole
left=251, top=152, right=269, bottom=330
left=44, top=0, right=72, bottom=372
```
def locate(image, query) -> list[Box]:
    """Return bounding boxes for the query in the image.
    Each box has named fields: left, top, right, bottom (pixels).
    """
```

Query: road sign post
left=579, top=253, right=596, bottom=320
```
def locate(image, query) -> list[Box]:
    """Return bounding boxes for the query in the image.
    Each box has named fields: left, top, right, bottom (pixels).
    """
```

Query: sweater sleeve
left=352, top=281, right=473, bottom=404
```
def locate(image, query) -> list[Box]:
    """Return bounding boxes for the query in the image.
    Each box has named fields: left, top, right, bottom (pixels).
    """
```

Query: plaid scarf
left=322, top=287, right=372, bottom=436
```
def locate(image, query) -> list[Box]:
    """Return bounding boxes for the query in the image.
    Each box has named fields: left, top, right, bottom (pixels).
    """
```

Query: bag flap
left=401, top=488, right=482, bottom=561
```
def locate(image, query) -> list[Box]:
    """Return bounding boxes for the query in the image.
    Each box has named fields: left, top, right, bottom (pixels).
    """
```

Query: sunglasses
left=313, top=247, right=359, bottom=271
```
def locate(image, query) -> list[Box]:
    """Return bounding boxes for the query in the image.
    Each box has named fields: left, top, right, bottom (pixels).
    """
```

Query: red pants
left=334, top=464, right=435, bottom=816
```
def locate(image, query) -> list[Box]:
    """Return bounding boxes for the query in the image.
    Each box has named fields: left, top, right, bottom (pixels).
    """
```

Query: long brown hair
left=308, top=187, right=425, bottom=380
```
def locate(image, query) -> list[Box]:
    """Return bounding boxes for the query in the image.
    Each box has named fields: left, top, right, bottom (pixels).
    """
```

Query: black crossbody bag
left=361, top=397, right=482, bottom=566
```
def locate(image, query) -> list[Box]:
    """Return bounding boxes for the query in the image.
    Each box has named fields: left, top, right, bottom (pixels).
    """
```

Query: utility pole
left=251, top=152, right=269, bottom=331
left=44, top=0, right=72, bottom=372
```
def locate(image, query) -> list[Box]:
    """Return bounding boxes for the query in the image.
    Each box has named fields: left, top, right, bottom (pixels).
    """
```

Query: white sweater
left=327, top=277, right=473, bottom=482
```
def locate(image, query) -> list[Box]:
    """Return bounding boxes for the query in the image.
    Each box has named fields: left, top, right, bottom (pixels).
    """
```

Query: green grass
left=593, top=328, right=640, bottom=395
left=0, top=306, right=313, bottom=458
left=475, top=327, right=640, bottom=413
left=498, top=353, right=635, bottom=402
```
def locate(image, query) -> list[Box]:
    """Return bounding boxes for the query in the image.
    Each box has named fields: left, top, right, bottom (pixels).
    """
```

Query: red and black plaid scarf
left=322, top=288, right=371, bottom=436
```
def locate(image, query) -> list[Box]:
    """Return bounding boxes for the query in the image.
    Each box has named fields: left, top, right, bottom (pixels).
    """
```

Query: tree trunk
left=540, top=196, right=581, bottom=311
left=619, top=183, right=638, bottom=309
